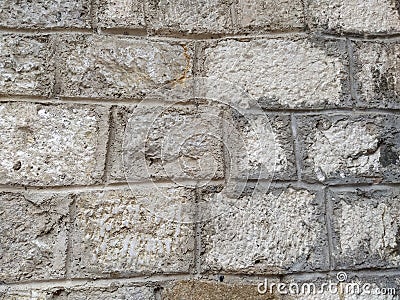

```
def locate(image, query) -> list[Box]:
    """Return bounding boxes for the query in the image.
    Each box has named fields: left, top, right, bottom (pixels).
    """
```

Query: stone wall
left=0, top=0, right=399, bottom=299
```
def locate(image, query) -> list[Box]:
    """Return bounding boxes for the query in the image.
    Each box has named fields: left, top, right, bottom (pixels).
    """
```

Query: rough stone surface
left=162, top=280, right=278, bottom=299
left=307, top=0, right=400, bottom=34
left=329, top=188, right=400, bottom=270
left=71, top=187, right=195, bottom=277
left=353, top=41, right=400, bottom=109
left=201, top=186, right=328, bottom=273
left=58, top=35, right=193, bottom=99
left=145, top=0, right=233, bottom=34
left=97, top=0, right=146, bottom=29
left=0, top=0, right=91, bottom=28
left=297, top=114, right=400, bottom=184
left=0, top=286, right=155, bottom=300
left=0, top=192, right=71, bottom=283
left=0, top=35, right=54, bottom=97
left=236, top=0, right=304, bottom=32
left=202, top=36, right=350, bottom=109
left=109, top=104, right=224, bottom=183
left=0, top=102, right=108, bottom=186
left=224, top=111, right=296, bottom=180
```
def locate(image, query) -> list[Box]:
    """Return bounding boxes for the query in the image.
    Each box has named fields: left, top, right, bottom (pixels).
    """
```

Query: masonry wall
left=0, top=1, right=399, bottom=299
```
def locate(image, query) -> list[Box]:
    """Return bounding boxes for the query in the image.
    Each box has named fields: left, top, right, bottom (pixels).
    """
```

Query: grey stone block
left=0, top=102, right=108, bottom=186
left=0, top=192, right=71, bottom=283
left=297, top=114, right=400, bottom=184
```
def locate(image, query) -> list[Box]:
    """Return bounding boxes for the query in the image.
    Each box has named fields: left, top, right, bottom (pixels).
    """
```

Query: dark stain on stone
left=372, top=67, right=396, bottom=97
left=393, top=0, right=400, bottom=16
left=380, top=143, right=398, bottom=167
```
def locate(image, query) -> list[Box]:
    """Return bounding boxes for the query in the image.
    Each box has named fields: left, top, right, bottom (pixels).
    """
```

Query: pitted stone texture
left=0, top=192, right=71, bottom=283
left=0, top=102, right=108, bottom=186
left=353, top=41, right=400, bottom=109
left=0, top=35, right=54, bottom=97
left=329, top=188, right=400, bottom=270
left=162, top=280, right=277, bottom=300
left=0, top=0, right=90, bottom=28
left=109, top=105, right=224, bottom=183
left=0, top=286, right=155, bottom=300
left=145, top=0, right=233, bottom=34
left=202, top=36, right=349, bottom=109
left=97, top=0, right=146, bottom=29
left=307, top=0, right=400, bottom=34
left=236, top=0, right=304, bottom=32
left=71, top=187, right=195, bottom=277
left=224, top=111, right=296, bottom=180
left=59, top=35, right=193, bottom=99
left=297, top=114, right=400, bottom=184
left=201, top=186, right=328, bottom=273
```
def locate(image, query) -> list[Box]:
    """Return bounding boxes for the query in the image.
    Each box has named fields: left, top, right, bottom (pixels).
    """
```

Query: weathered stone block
left=97, top=0, right=146, bottom=29
left=58, top=35, right=193, bottom=99
left=0, top=192, right=71, bottom=283
left=162, top=280, right=278, bottom=300
left=201, top=185, right=328, bottom=273
left=0, top=35, right=55, bottom=97
left=145, top=0, right=233, bottom=34
left=329, top=188, right=400, bottom=270
left=0, top=286, right=155, bottom=300
left=109, top=104, right=224, bottom=183
left=235, top=0, right=304, bottom=32
left=201, top=36, right=350, bottom=109
left=307, top=0, right=400, bottom=34
left=0, top=102, right=108, bottom=186
left=297, top=114, right=400, bottom=184
left=71, top=187, right=196, bottom=277
left=353, top=41, right=400, bottom=109
left=223, top=111, right=296, bottom=180
left=0, top=0, right=90, bottom=28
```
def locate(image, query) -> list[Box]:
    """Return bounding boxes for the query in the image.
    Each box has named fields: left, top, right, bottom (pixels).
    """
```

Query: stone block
left=0, top=102, right=108, bottom=186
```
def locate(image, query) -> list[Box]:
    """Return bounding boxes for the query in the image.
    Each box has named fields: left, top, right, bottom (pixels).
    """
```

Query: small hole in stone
left=219, top=275, right=224, bottom=282
left=13, top=161, right=21, bottom=171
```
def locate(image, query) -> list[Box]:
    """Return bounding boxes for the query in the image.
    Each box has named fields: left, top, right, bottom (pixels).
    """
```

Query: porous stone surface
left=202, top=36, right=350, bottom=109
left=223, top=111, right=296, bottom=180
left=329, top=188, right=400, bottom=270
left=97, top=0, right=146, bottom=29
left=0, top=0, right=91, bottom=28
left=353, top=41, right=400, bottom=109
left=109, top=104, right=224, bottom=183
left=297, top=114, right=400, bottom=184
left=162, top=280, right=278, bottom=300
left=145, top=0, right=233, bottom=34
left=307, top=0, right=400, bottom=34
left=0, top=102, right=108, bottom=186
left=58, top=35, right=193, bottom=99
left=0, top=35, right=54, bottom=97
left=236, top=0, right=304, bottom=31
left=201, top=186, right=328, bottom=273
left=0, top=192, right=71, bottom=283
left=0, top=286, right=155, bottom=300
left=71, top=187, right=196, bottom=277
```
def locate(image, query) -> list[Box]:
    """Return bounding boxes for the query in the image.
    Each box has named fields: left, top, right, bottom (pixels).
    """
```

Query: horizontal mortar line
left=0, top=26, right=93, bottom=34
left=321, top=31, right=400, bottom=42
left=2, top=273, right=193, bottom=290
left=0, top=179, right=398, bottom=194
left=1, top=96, right=400, bottom=115
left=0, top=26, right=399, bottom=42
left=263, top=107, right=400, bottom=115
left=0, top=178, right=228, bottom=193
